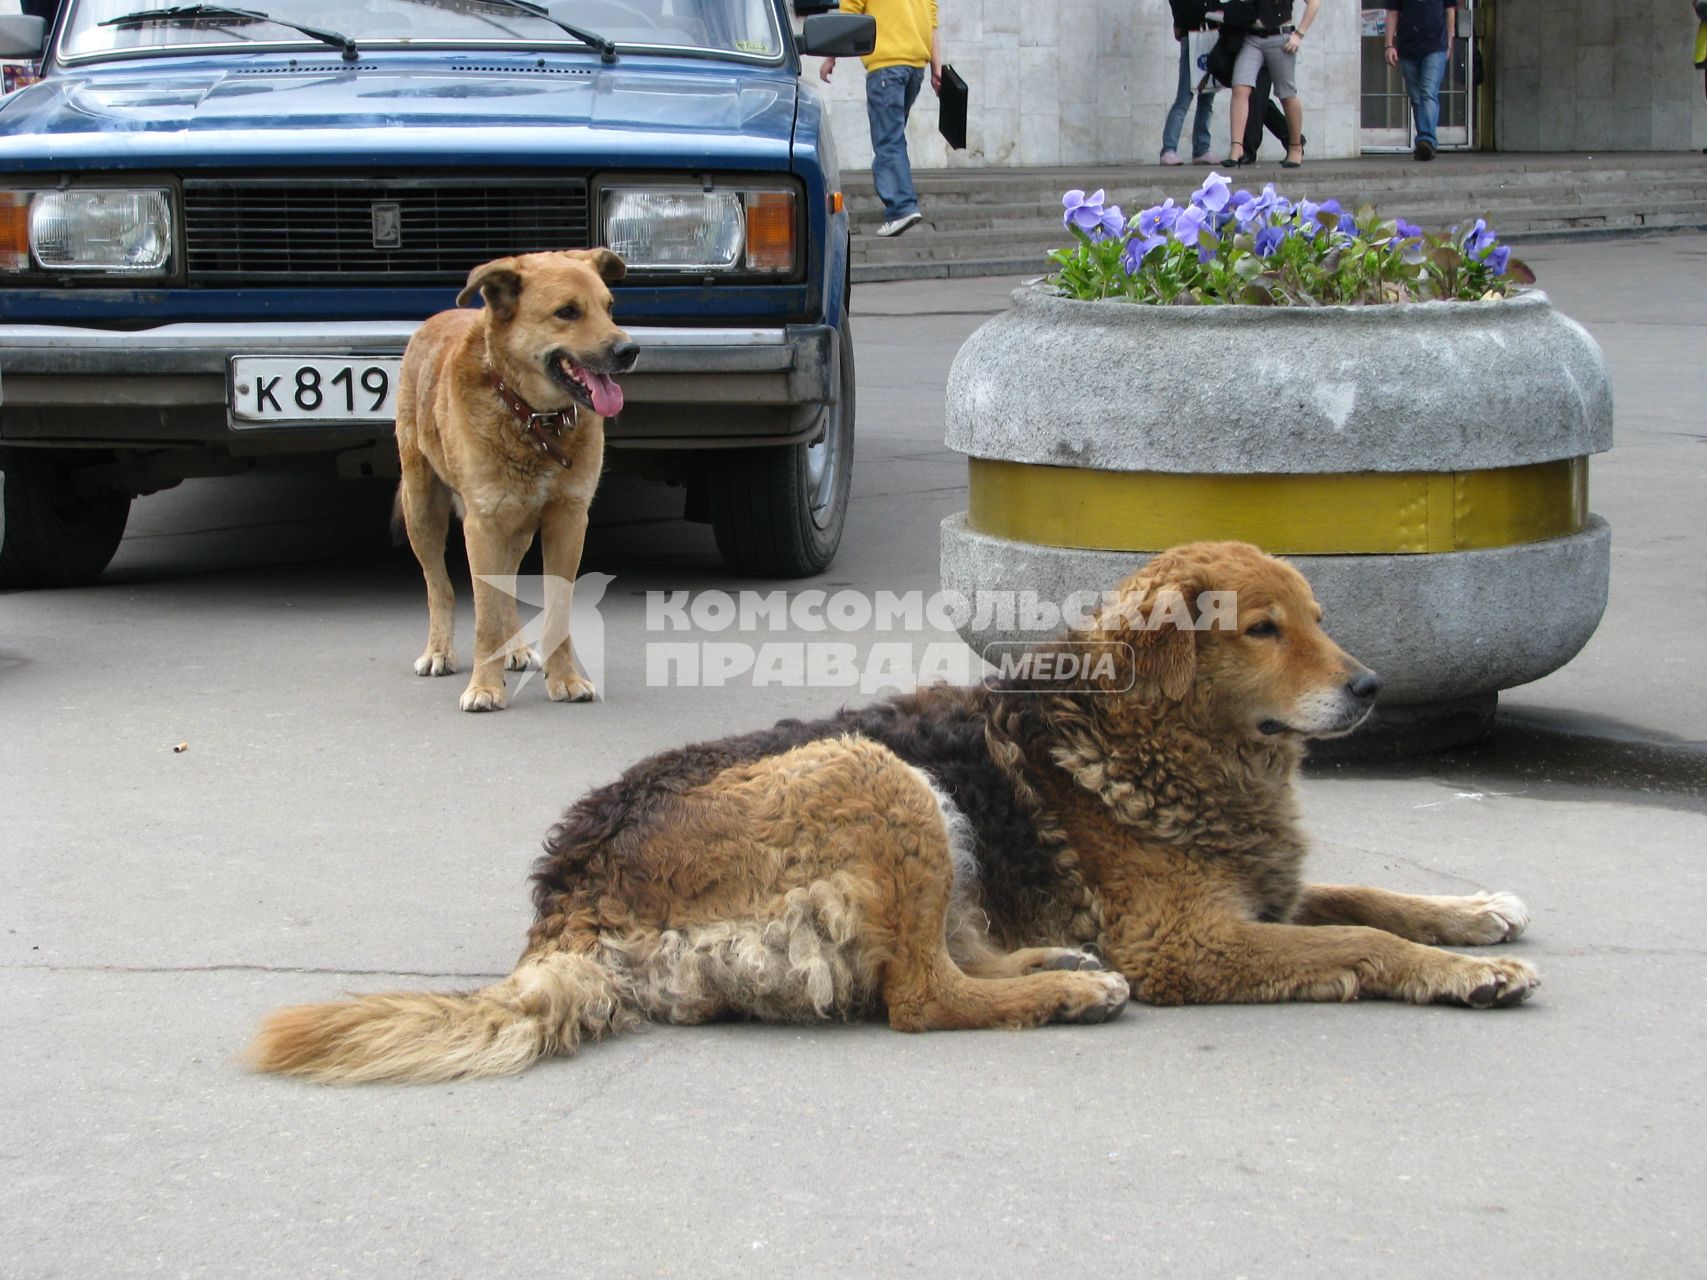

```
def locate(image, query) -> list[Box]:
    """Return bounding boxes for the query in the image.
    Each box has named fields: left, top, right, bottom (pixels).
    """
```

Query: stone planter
left=940, top=287, right=1614, bottom=752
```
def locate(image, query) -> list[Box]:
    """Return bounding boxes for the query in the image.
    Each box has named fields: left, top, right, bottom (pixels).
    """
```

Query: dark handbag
left=1205, top=26, right=1246, bottom=88
left=937, top=64, right=967, bottom=150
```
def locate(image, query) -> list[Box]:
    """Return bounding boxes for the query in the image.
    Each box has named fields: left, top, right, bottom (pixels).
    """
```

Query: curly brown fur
left=250, top=542, right=1537, bottom=1085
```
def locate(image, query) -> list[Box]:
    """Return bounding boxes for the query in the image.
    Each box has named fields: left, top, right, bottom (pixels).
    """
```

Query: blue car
left=0, top=0, right=873, bottom=585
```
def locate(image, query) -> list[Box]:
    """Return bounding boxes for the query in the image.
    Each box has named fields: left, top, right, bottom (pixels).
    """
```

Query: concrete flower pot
left=940, top=286, right=1614, bottom=752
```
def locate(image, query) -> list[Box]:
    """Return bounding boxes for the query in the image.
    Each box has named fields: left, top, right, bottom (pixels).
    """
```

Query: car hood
left=0, top=57, right=799, bottom=170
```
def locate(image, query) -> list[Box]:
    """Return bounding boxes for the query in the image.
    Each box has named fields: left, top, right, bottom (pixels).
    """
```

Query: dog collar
left=489, top=367, right=578, bottom=469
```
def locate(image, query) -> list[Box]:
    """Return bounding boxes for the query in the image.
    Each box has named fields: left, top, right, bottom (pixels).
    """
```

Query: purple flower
left=1317, top=199, right=1344, bottom=218
left=1394, top=218, right=1423, bottom=240
left=1460, top=218, right=1498, bottom=258
left=1260, top=183, right=1294, bottom=218
left=1192, top=171, right=1232, bottom=214
left=1172, top=203, right=1219, bottom=249
left=1122, top=232, right=1168, bottom=273
left=1486, top=244, right=1512, bottom=276
left=1136, top=198, right=1180, bottom=238
left=1062, top=188, right=1108, bottom=236
left=1337, top=212, right=1360, bottom=236
left=1229, top=189, right=1262, bottom=231
left=1253, top=224, right=1287, bottom=258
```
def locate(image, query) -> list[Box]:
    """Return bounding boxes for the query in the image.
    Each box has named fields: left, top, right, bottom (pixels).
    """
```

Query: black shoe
left=1415, top=139, right=1436, bottom=161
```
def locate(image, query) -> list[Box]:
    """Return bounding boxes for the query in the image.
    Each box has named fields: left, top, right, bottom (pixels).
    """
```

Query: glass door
left=1360, top=3, right=1475, bottom=152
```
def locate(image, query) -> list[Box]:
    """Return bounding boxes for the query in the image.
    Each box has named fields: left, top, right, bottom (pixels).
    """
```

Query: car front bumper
left=0, top=320, right=836, bottom=452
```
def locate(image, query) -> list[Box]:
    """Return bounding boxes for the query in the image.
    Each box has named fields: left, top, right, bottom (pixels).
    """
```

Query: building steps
left=846, top=152, right=1707, bottom=281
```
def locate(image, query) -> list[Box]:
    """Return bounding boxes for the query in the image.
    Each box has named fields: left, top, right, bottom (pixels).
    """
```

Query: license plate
left=229, top=356, right=401, bottom=426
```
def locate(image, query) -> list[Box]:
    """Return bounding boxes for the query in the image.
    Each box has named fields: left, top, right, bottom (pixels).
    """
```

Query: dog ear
left=1095, top=555, right=1208, bottom=703
left=578, top=248, right=626, bottom=284
left=456, top=258, right=524, bottom=320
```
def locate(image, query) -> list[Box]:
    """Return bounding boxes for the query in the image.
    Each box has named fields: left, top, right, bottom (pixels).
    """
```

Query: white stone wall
left=1494, top=0, right=1707, bottom=152
left=812, top=1, right=1364, bottom=169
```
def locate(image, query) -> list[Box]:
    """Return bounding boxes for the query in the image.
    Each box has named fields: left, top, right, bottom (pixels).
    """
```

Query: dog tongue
left=582, top=369, right=623, bottom=418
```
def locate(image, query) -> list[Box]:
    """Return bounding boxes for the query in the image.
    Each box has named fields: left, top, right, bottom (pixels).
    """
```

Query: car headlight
left=601, top=186, right=797, bottom=276
left=26, top=189, right=174, bottom=274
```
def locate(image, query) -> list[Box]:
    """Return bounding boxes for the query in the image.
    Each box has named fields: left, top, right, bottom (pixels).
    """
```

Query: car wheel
left=0, top=448, right=132, bottom=589
left=709, top=314, right=854, bottom=578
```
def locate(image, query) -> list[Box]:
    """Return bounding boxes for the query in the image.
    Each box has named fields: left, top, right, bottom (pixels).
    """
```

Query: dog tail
left=246, top=950, right=637, bottom=1084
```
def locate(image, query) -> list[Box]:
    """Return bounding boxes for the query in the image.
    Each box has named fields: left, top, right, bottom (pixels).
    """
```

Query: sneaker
left=1159, top=150, right=1183, bottom=166
left=1414, top=139, right=1436, bottom=161
left=877, top=211, right=923, bottom=237
left=1191, top=152, right=1224, bottom=166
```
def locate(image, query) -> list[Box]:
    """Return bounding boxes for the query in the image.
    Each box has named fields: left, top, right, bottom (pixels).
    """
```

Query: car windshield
left=59, top=0, right=787, bottom=64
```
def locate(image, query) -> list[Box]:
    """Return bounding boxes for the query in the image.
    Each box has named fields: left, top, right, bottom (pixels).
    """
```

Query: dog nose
left=1346, top=670, right=1383, bottom=700
left=610, top=340, right=639, bottom=372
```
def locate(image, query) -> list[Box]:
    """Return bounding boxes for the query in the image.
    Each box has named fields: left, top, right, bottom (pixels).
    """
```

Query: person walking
left=1226, top=0, right=1320, bottom=169
left=1161, top=0, right=1219, bottom=166
left=1386, top=0, right=1457, bottom=161
left=821, top=0, right=942, bottom=238
left=1695, top=0, right=1707, bottom=152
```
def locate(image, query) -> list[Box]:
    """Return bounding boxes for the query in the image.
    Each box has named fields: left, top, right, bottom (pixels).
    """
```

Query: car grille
left=180, top=177, right=592, bottom=285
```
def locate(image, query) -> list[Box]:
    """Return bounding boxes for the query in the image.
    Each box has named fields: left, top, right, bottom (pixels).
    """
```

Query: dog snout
left=609, top=339, right=640, bottom=373
left=1346, top=669, right=1383, bottom=701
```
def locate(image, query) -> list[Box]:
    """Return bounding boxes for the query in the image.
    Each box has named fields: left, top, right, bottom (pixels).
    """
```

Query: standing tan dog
left=395, top=249, right=636, bottom=711
left=251, top=543, right=1539, bottom=1085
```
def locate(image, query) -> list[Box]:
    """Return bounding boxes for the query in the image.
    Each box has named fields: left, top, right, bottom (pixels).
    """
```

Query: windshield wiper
left=99, top=5, right=360, bottom=62
left=399, top=0, right=617, bottom=63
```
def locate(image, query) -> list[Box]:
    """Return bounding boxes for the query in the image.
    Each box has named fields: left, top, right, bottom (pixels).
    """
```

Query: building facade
left=813, top=0, right=1707, bottom=169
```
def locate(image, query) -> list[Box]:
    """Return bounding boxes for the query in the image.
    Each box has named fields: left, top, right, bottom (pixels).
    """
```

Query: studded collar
left=489, top=366, right=579, bottom=469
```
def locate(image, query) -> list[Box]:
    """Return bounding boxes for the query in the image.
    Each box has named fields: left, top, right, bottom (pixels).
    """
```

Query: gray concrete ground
left=3, top=235, right=1705, bottom=1279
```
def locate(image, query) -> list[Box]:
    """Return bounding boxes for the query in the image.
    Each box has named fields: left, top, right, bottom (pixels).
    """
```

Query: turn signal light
left=1, top=192, right=29, bottom=272
left=745, top=191, right=796, bottom=273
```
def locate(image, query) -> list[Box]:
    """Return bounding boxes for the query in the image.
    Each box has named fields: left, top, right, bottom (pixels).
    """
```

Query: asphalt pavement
left=2, top=235, right=1704, bottom=1278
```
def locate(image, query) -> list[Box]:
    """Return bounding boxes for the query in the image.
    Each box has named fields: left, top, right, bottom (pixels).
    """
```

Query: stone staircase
left=846, top=152, right=1707, bottom=282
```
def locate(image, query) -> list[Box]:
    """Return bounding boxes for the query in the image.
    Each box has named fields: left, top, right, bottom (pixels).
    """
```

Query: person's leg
left=1161, top=39, right=1192, bottom=157
left=1228, top=38, right=1263, bottom=159
left=1415, top=48, right=1447, bottom=149
left=1399, top=55, right=1426, bottom=147
left=1250, top=65, right=1277, bottom=156
left=1190, top=74, right=1217, bottom=160
left=1262, top=37, right=1304, bottom=162
left=1229, top=86, right=1252, bottom=158
left=865, top=67, right=917, bottom=221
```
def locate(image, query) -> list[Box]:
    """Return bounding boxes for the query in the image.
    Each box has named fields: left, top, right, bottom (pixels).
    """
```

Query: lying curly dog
left=250, top=542, right=1536, bottom=1083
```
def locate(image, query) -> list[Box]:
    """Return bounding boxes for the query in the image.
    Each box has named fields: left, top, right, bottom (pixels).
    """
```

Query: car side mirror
left=796, top=12, right=876, bottom=57
left=0, top=15, right=47, bottom=60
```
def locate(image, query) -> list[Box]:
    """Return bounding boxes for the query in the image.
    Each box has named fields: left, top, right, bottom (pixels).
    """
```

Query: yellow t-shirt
left=838, top=0, right=938, bottom=72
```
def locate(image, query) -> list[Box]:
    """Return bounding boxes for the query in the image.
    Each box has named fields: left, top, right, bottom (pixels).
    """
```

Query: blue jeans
left=1162, top=37, right=1215, bottom=158
left=866, top=64, right=924, bottom=220
left=1399, top=49, right=1449, bottom=147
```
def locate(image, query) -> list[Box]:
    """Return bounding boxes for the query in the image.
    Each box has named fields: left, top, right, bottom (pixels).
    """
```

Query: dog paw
left=546, top=673, right=598, bottom=703
left=1432, top=957, right=1540, bottom=1009
left=414, top=651, right=457, bottom=677
left=1039, top=946, right=1105, bottom=973
left=1459, top=891, right=1530, bottom=944
left=1054, top=971, right=1130, bottom=1024
left=458, top=685, right=507, bottom=713
left=504, top=647, right=542, bottom=672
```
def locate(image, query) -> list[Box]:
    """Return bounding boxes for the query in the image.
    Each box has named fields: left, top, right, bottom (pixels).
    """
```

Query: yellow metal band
left=966, top=457, right=1588, bottom=555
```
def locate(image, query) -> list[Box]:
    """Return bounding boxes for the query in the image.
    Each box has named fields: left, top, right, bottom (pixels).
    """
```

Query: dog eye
left=1245, top=620, right=1280, bottom=638
left=556, top=304, right=582, bottom=321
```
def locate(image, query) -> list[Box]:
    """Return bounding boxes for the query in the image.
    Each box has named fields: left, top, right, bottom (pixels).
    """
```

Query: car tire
left=709, top=313, right=854, bottom=579
left=0, top=448, right=132, bottom=589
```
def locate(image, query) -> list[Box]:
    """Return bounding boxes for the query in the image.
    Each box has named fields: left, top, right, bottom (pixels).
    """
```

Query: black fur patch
left=530, top=686, right=1071, bottom=941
